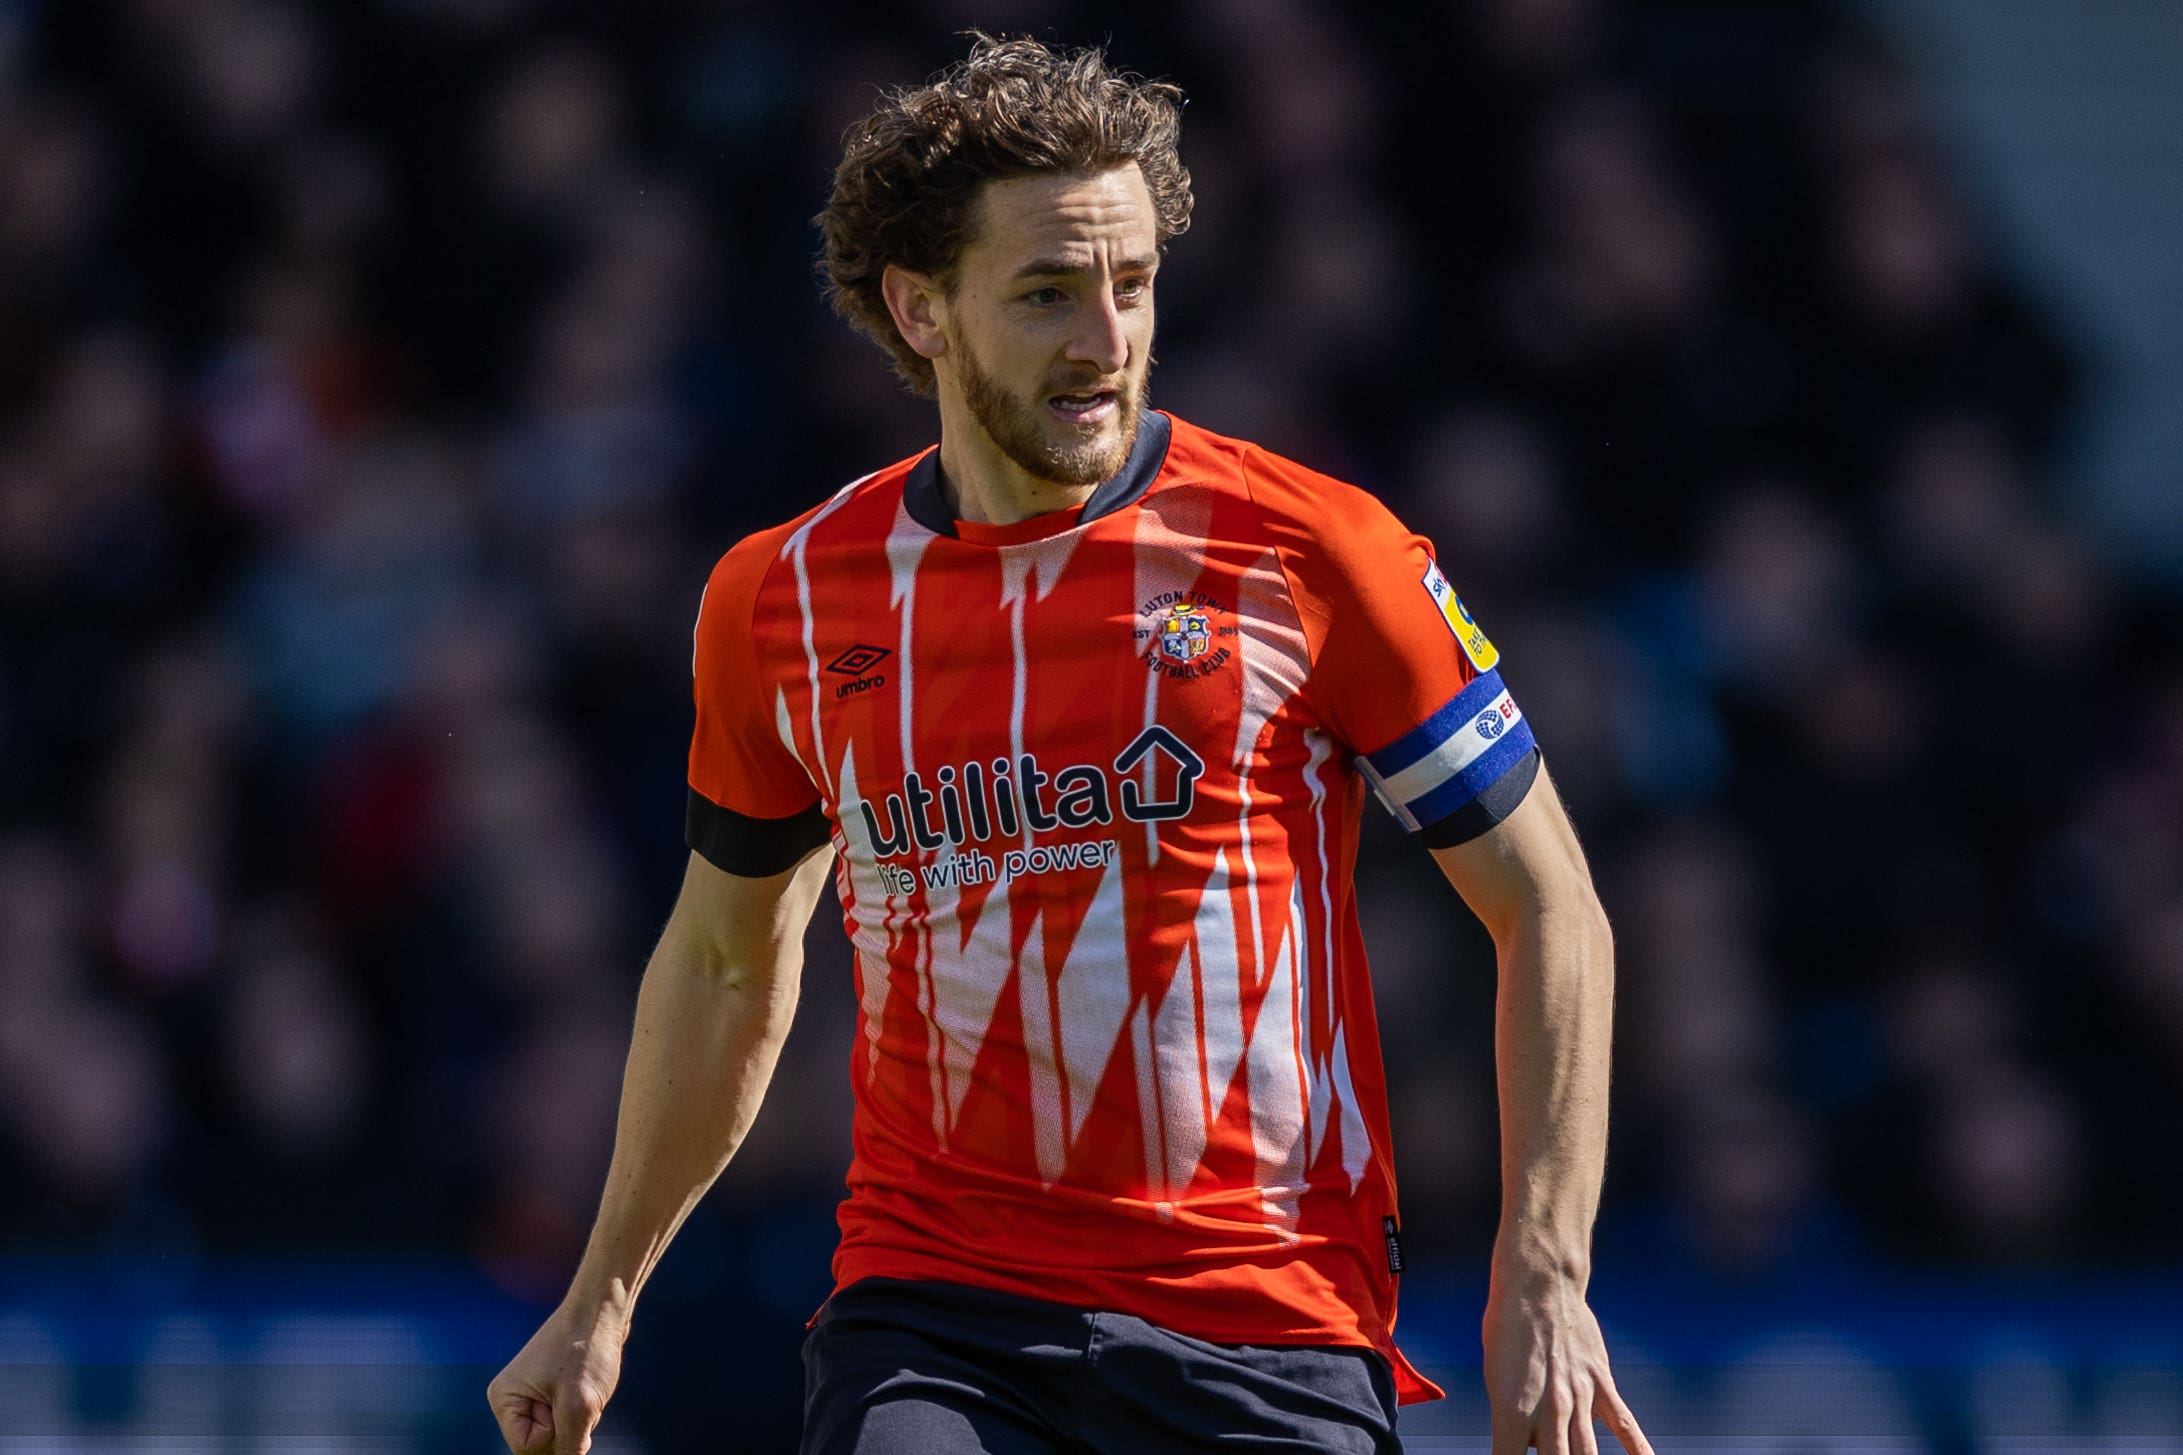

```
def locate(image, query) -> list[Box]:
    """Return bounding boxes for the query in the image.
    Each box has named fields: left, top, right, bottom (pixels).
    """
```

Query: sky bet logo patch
left=826, top=644, right=891, bottom=700
left=1421, top=561, right=1499, bottom=672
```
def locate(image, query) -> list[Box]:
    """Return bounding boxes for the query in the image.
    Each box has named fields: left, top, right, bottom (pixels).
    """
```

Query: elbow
left=1588, top=894, right=1616, bottom=991
left=695, top=948, right=801, bottom=996
left=1582, top=884, right=1614, bottom=955
left=1561, top=873, right=1614, bottom=967
left=661, top=921, right=800, bottom=996
left=1500, top=878, right=1615, bottom=979
left=1557, top=883, right=1615, bottom=976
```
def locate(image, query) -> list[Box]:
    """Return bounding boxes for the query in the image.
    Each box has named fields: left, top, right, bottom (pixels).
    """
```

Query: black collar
left=901, top=410, right=1173, bottom=538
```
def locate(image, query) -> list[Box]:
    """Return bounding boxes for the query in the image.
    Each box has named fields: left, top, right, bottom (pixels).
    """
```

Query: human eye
left=1023, top=285, right=1067, bottom=306
left=1116, top=274, right=1153, bottom=305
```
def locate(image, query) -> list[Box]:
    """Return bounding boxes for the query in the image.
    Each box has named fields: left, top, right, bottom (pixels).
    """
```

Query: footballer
left=490, top=34, right=1651, bottom=1455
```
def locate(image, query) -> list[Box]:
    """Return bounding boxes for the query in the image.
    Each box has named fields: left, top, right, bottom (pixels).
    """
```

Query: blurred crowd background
left=2, top=0, right=2180, bottom=1448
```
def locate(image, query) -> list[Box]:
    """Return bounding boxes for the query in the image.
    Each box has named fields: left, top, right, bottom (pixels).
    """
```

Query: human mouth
left=1047, top=388, right=1119, bottom=425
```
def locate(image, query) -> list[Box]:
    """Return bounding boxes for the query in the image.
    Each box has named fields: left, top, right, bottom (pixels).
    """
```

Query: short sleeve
left=1251, top=450, right=1540, bottom=847
left=687, top=535, right=832, bottom=875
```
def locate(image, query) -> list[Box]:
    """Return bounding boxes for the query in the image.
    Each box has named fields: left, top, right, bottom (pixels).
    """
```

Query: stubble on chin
left=959, top=348, right=1143, bottom=487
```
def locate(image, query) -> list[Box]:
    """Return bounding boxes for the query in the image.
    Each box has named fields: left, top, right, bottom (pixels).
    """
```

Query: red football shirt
left=687, top=412, right=1539, bottom=1405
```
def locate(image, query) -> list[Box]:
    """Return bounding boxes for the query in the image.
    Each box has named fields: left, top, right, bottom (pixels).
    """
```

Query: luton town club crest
left=1136, top=589, right=1238, bottom=680
left=1159, top=611, right=1211, bottom=663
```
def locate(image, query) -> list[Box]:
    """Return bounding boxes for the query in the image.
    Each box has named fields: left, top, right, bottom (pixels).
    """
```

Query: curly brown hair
left=816, top=34, right=1194, bottom=397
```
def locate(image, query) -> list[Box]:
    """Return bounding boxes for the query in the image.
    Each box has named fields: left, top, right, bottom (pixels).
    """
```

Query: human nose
left=1065, top=291, right=1128, bottom=374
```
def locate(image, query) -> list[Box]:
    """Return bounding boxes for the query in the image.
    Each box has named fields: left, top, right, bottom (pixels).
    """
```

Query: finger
left=553, top=1388, right=603, bottom=1455
left=1535, top=1398, right=1572, bottom=1455
left=1490, top=1409, right=1530, bottom=1455
left=549, top=1419, right=594, bottom=1455
left=1597, top=1383, right=1656, bottom=1455
left=1571, top=1403, right=1600, bottom=1455
left=491, top=1392, right=554, bottom=1454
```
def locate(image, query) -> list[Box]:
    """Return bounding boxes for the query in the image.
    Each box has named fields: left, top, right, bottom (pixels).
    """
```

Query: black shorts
left=801, top=1276, right=1403, bottom=1454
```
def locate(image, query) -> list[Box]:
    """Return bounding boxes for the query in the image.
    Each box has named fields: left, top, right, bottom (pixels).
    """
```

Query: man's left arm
left=1431, top=760, right=1654, bottom=1455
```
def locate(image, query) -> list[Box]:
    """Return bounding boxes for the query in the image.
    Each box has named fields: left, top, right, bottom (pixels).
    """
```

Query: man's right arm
left=489, top=842, right=836, bottom=1455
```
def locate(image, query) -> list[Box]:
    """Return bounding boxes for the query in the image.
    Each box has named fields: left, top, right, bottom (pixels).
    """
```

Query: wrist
left=1489, top=1229, right=1591, bottom=1297
left=562, top=1275, right=638, bottom=1335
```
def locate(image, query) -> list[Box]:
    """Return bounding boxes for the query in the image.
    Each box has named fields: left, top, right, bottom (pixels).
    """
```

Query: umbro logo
left=827, top=644, right=892, bottom=699
left=826, top=645, right=892, bottom=676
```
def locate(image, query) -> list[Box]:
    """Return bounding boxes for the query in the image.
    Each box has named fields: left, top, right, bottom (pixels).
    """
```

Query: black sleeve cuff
left=686, top=788, right=833, bottom=877
left=1415, top=746, right=1541, bottom=849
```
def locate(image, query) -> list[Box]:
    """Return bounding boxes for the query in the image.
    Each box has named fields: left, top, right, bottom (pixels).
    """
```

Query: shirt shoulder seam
left=1236, top=441, right=1332, bottom=703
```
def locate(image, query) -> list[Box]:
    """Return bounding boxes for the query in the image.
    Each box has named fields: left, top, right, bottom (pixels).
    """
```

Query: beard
left=957, top=337, right=1145, bottom=487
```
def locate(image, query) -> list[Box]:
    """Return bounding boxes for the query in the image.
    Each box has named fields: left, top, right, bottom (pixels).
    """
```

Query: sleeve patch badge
left=1422, top=561, right=1500, bottom=672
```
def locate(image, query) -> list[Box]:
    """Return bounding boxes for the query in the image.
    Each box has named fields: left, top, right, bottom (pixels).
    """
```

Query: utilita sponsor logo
left=857, top=726, right=1205, bottom=857
left=827, top=644, right=891, bottom=700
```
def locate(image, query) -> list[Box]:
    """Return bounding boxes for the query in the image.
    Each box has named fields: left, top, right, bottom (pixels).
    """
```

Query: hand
left=487, top=1299, right=628, bottom=1454
left=1483, top=1276, right=1652, bottom=1455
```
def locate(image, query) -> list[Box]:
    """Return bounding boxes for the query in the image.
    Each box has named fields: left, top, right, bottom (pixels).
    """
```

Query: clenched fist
left=488, top=1300, right=629, bottom=1455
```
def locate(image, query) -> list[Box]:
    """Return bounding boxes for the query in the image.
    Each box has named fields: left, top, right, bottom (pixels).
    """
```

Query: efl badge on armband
left=1422, top=560, right=1499, bottom=671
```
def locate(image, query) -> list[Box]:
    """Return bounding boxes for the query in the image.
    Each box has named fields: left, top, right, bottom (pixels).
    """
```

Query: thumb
left=495, top=1392, right=556, bottom=1454
left=552, top=1383, right=605, bottom=1454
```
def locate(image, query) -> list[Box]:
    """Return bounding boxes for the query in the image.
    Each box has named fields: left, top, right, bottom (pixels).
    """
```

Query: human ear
left=880, top=265, right=948, bottom=362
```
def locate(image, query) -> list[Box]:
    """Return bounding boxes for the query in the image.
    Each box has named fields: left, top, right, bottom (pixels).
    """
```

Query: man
left=491, top=34, right=1652, bottom=1455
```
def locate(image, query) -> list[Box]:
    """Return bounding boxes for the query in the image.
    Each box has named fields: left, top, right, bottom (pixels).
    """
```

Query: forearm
left=1432, top=773, right=1652, bottom=1449
left=563, top=932, right=802, bottom=1326
left=1491, top=894, right=1615, bottom=1293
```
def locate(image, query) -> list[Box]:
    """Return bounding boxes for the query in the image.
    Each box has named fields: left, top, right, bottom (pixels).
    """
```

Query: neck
left=933, top=385, right=1100, bottom=527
